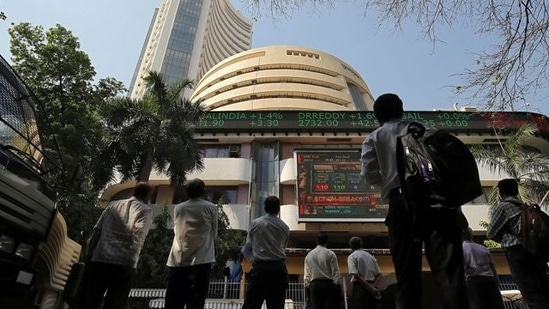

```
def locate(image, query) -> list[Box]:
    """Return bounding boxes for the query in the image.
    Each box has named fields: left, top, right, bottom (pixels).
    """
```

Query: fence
left=127, top=279, right=306, bottom=309
left=128, top=278, right=525, bottom=309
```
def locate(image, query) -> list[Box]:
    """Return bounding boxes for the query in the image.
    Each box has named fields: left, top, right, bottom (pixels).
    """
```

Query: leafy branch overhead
left=246, top=0, right=549, bottom=111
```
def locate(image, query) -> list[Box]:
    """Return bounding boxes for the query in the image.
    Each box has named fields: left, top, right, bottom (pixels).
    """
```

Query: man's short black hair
left=498, top=178, right=519, bottom=196
left=317, top=233, right=328, bottom=245
left=373, top=93, right=404, bottom=123
left=133, top=182, right=154, bottom=201
left=187, top=178, right=206, bottom=198
left=349, top=236, right=362, bottom=250
left=264, top=195, right=280, bottom=214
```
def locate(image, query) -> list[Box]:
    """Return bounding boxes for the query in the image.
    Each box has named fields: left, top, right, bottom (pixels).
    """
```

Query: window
left=200, top=144, right=241, bottom=158
left=206, top=187, right=239, bottom=204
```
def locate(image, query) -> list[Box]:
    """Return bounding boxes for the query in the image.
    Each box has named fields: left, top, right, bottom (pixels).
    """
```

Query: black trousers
left=350, top=281, right=379, bottom=309
left=164, top=263, right=212, bottom=309
left=242, top=260, right=288, bottom=309
left=78, top=262, right=135, bottom=309
left=310, top=279, right=341, bottom=309
left=465, top=276, right=504, bottom=309
left=386, top=193, right=469, bottom=309
left=506, top=245, right=549, bottom=309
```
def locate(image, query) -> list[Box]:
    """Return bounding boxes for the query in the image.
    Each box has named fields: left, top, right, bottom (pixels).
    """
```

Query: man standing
left=462, top=227, right=504, bottom=309
left=347, top=236, right=382, bottom=309
left=241, top=196, right=290, bottom=309
left=487, top=178, right=549, bottom=308
left=165, top=178, right=218, bottom=309
left=303, top=233, right=342, bottom=309
left=360, top=93, right=469, bottom=309
left=79, top=181, right=155, bottom=309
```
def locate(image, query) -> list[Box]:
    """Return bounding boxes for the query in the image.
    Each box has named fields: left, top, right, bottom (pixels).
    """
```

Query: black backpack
left=396, top=121, right=483, bottom=208
left=509, top=200, right=549, bottom=261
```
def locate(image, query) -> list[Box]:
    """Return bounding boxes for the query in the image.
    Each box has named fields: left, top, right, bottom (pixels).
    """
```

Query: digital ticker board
left=195, top=111, right=549, bottom=133
left=294, top=149, right=387, bottom=222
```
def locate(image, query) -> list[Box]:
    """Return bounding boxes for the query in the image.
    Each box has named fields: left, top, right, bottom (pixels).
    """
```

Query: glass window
left=200, top=144, right=241, bottom=158
left=207, top=186, right=239, bottom=204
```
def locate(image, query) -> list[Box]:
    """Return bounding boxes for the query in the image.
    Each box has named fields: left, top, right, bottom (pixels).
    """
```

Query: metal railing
left=128, top=278, right=526, bottom=309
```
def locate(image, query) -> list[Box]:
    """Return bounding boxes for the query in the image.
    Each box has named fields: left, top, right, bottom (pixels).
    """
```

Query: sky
left=1, top=0, right=548, bottom=116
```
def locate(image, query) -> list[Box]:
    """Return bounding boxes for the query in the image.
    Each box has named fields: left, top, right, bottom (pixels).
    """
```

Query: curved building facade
left=190, top=45, right=375, bottom=111
left=129, top=0, right=252, bottom=99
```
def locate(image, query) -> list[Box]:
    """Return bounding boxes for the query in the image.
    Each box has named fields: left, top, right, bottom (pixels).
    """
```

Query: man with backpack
left=360, top=93, right=470, bottom=309
left=487, top=178, right=549, bottom=308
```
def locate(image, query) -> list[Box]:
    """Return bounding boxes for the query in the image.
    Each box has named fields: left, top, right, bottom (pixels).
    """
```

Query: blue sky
left=1, top=0, right=547, bottom=115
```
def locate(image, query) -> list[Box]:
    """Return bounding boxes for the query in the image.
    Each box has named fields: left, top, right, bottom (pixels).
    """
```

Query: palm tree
left=101, top=71, right=204, bottom=188
left=472, top=123, right=549, bottom=207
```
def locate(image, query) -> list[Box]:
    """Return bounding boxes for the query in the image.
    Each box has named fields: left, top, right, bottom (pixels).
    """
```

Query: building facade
left=128, top=0, right=252, bottom=99
left=104, top=45, right=549, bottom=281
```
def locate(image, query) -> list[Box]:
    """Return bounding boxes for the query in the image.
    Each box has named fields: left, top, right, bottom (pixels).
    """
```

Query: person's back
left=167, top=197, right=217, bottom=266
left=347, top=236, right=381, bottom=309
left=246, top=212, right=288, bottom=262
left=360, top=93, right=469, bottom=309
left=80, top=182, right=154, bottom=309
left=165, top=178, right=218, bottom=309
left=462, top=227, right=504, bottom=309
left=487, top=178, right=549, bottom=309
left=304, top=233, right=341, bottom=309
left=91, top=196, right=152, bottom=266
left=241, top=196, right=290, bottom=309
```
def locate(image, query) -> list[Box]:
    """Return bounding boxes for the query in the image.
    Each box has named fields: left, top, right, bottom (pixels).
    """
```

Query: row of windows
left=111, top=185, right=239, bottom=205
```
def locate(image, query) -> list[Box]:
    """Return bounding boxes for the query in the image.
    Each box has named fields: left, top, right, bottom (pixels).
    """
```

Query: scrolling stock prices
left=194, top=111, right=549, bottom=132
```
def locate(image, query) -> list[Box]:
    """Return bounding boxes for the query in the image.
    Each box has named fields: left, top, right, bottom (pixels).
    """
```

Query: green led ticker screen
left=195, top=111, right=549, bottom=132
left=294, top=150, right=387, bottom=222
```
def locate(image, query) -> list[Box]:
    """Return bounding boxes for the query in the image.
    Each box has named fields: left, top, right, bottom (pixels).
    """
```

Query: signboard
left=195, top=111, right=549, bottom=133
left=294, top=149, right=387, bottom=222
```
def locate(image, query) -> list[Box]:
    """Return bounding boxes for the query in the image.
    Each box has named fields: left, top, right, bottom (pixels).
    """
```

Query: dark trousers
left=310, top=279, right=341, bottom=309
left=506, top=245, right=549, bottom=309
left=466, top=276, right=504, bottom=309
left=78, top=261, right=135, bottom=309
left=386, top=193, right=469, bottom=309
left=242, top=260, right=288, bottom=309
left=350, top=281, right=380, bottom=309
left=164, top=263, right=212, bottom=309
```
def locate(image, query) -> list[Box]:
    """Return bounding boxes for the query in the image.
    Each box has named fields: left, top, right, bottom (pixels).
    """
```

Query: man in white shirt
left=347, top=236, right=381, bottom=309
left=304, top=233, right=342, bottom=309
left=165, top=178, right=218, bottom=309
left=241, top=195, right=290, bottom=309
left=79, top=182, right=154, bottom=309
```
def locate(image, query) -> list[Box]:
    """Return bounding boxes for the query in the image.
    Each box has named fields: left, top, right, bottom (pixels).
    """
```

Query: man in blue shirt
left=462, top=227, right=504, bottom=309
left=241, top=196, right=290, bottom=309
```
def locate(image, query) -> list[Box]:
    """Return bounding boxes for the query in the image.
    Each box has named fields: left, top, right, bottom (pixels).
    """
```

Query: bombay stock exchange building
left=128, top=0, right=252, bottom=99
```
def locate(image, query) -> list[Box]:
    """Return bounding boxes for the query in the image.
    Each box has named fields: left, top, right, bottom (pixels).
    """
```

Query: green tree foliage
left=472, top=122, right=549, bottom=206
left=101, top=71, right=204, bottom=188
left=8, top=23, right=125, bottom=243
left=212, top=201, right=246, bottom=279
left=471, top=122, right=549, bottom=246
left=135, top=205, right=173, bottom=287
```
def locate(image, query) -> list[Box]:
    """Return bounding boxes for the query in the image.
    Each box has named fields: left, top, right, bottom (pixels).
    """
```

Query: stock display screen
left=195, top=111, right=549, bottom=132
left=295, top=150, right=387, bottom=222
